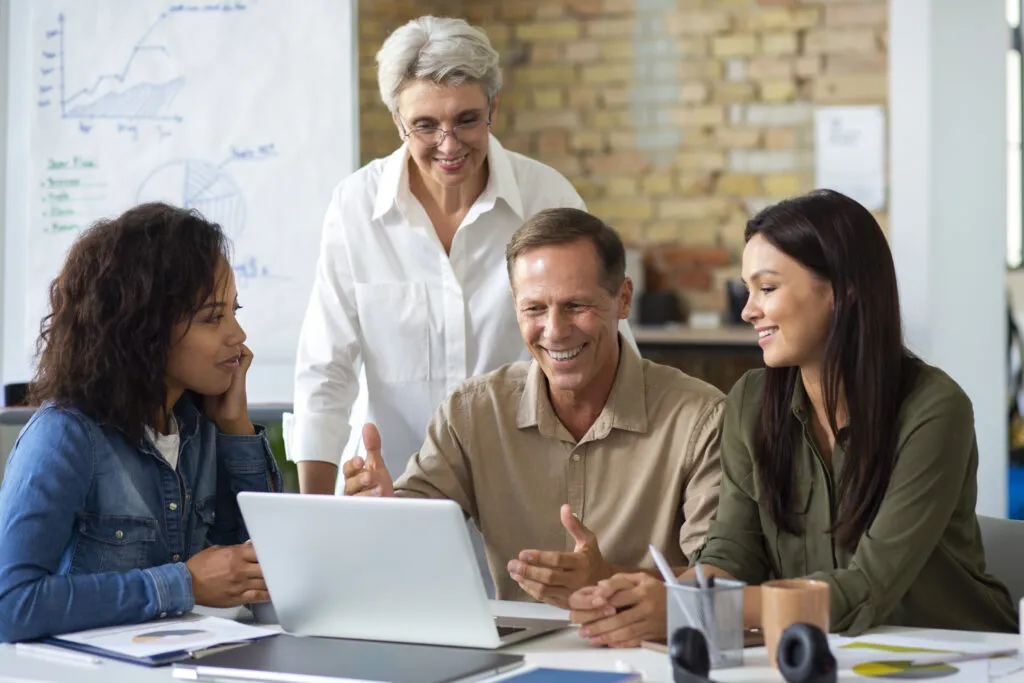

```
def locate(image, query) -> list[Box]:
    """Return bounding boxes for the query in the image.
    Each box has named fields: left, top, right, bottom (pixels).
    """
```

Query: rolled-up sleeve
left=677, top=398, right=725, bottom=562
left=393, top=394, right=477, bottom=521
left=807, top=391, right=975, bottom=635
left=290, top=186, right=363, bottom=465
left=691, top=374, right=774, bottom=584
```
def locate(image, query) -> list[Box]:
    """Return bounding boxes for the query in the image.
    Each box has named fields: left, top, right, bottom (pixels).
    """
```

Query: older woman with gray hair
left=290, top=16, right=610, bottom=497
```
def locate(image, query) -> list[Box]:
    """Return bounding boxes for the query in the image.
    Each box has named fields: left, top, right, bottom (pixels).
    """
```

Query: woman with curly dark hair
left=0, top=202, right=281, bottom=642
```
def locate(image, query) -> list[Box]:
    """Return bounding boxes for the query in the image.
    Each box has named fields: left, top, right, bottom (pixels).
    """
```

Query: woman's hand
left=204, top=344, right=255, bottom=435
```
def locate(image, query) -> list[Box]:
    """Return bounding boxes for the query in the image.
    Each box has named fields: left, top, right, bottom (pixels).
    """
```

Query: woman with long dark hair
left=0, top=203, right=281, bottom=642
left=568, top=189, right=1017, bottom=647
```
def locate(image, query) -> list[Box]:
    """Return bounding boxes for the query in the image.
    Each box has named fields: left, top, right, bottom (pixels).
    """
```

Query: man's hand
left=568, top=572, right=667, bottom=648
left=341, top=424, right=394, bottom=497
left=186, top=542, right=269, bottom=607
left=507, top=504, right=611, bottom=608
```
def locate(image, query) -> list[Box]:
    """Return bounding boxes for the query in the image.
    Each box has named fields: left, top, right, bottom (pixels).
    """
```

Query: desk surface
left=1, top=602, right=1021, bottom=683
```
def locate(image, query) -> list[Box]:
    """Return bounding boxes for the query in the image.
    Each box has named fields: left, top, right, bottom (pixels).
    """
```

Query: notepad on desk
left=42, top=613, right=278, bottom=666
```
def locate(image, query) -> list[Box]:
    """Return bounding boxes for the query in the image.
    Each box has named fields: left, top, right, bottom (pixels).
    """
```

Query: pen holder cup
left=666, top=579, right=745, bottom=670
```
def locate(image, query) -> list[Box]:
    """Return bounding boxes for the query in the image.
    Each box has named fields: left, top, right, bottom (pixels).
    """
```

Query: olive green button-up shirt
left=693, top=364, right=1017, bottom=635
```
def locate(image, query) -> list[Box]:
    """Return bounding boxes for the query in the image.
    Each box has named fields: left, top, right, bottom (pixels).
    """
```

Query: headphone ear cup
left=776, top=623, right=837, bottom=683
left=669, top=627, right=711, bottom=681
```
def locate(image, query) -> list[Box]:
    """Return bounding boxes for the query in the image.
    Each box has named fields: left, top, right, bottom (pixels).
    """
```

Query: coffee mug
left=761, top=579, right=830, bottom=667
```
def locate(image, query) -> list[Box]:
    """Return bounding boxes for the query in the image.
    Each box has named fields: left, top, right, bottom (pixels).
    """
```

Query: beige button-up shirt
left=394, top=346, right=725, bottom=601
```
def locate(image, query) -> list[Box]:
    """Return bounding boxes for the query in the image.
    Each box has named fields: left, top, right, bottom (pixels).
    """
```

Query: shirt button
left=114, top=530, right=124, bottom=540
left=172, top=554, right=180, bottom=562
left=168, top=502, right=178, bottom=511
left=175, top=611, right=183, bottom=616
left=571, top=453, right=581, bottom=462
left=160, top=612, right=167, bottom=618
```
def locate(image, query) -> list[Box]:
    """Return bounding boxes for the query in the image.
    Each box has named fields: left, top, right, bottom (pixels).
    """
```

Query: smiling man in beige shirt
left=343, top=207, right=724, bottom=607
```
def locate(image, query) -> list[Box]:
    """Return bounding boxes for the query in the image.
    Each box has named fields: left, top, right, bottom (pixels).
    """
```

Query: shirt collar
left=516, top=338, right=648, bottom=441
left=370, top=134, right=524, bottom=222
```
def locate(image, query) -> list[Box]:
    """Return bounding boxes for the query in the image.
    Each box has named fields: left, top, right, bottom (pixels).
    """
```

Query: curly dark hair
left=30, top=202, right=231, bottom=444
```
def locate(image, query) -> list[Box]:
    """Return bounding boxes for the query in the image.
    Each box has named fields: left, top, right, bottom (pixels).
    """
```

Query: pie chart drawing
left=137, top=160, right=246, bottom=239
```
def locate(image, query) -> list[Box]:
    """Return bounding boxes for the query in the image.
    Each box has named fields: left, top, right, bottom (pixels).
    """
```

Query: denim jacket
left=0, top=395, right=282, bottom=642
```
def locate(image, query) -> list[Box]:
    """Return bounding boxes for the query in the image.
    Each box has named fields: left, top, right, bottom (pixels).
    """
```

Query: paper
left=814, top=106, right=887, bottom=211
left=833, top=634, right=1015, bottom=681
left=8, top=0, right=356, bottom=402
left=54, top=614, right=276, bottom=659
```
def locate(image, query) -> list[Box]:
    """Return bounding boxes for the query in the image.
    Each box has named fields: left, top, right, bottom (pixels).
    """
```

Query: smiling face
left=165, top=260, right=247, bottom=401
left=511, top=239, right=632, bottom=402
left=741, top=234, right=834, bottom=369
left=394, top=80, right=493, bottom=190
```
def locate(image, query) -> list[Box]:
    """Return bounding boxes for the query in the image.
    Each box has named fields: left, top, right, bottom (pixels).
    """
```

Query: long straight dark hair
left=747, top=189, right=919, bottom=552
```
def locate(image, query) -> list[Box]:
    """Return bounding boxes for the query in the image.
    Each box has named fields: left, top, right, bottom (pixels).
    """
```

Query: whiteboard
left=1, top=0, right=358, bottom=404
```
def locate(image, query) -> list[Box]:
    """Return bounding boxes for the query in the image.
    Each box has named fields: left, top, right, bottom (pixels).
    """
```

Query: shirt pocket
left=354, top=281, right=430, bottom=383
left=73, top=514, right=158, bottom=574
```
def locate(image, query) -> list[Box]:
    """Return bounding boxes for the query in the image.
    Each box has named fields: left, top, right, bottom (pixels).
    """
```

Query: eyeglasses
left=397, top=108, right=493, bottom=147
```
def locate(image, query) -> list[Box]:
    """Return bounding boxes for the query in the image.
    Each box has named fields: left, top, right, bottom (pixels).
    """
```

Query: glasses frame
left=396, top=101, right=494, bottom=147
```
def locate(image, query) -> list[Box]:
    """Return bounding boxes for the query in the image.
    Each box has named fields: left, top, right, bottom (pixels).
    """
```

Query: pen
left=14, top=642, right=102, bottom=667
left=904, top=648, right=1018, bottom=667
left=648, top=544, right=698, bottom=627
left=693, top=563, right=720, bottom=663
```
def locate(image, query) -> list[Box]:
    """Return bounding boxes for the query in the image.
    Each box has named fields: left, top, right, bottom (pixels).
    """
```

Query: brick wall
left=358, top=0, right=888, bottom=316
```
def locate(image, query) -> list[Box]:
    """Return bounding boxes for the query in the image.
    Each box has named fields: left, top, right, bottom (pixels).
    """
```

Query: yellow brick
left=566, top=41, right=602, bottom=63
left=537, top=4, right=567, bottom=19
left=500, top=90, right=530, bottom=109
left=826, top=54, right=888, bottom=75
left=586, top=18, right=635, bottom=38
left=671, top=105, right=726, bottom=126
left=571, top=131, right=605, bottom=151
left=581, top=64, right=634, bottom=84
left=762, top=174, right=803, bottom=197
left=680, top=82, right=710, bottom=104
left=678, top=61, right=725, bottom=80
left=358, top=20, right=385, bottom=39
left=712, top=82, right=757, bottom=104
left=514, top=109, right=581, bottom=131
left=677, top=37, right=709, bottom=58
left=601, top=87, right=631, bottom=107
left=642, top=172, right=676, bottom=196
left=717, top=173, right=761, bottom=196
left=749, top=57, right=794, bottom=80
left=715, top=127, right=763, bottom=149
left=795, top=56, right=824, bottom=78
left=825, top=1, right=887, bottom=27
left=804, top=29, right=878, bottom=54
left=615, top=221, right=644, bottom=248
left=764, top=128, right=799, bottom=149
left=567, top=87, right=600, bottom=107
left=677, top=151, right=728, bottom=172
left=606, top=177, right=639, bottom=196
left=680, top=126, right=716, bottom=149
left=533, top=88, right=565, bottom=109
left=665, top=11, right=732, bottom=36
left=608, top=132, right=635, bottom=149
left=515, top=66, right=577, bottom=86
left=645, top=222, right=685, bottom=245
left=677, top=173, right=715, bottom=197
left=515, top=21, right=582, bottom=41
left=600, top=0, right=634, bottom=14
left=659, top=197, right=733, bottom=220
left=760, top=32, right=799, bottom=56
left=602, top=40, right=633, bottom=60
left=589, top=200, right=654, bottom=222
left=588, top=109, right=632, bottom=128
left=479, top=24, right=511, bottom=44
left=712, top=33, right=758, bottom=58
left=745, top=7, right=821, bottom=31
left=760, top=79, right=797, bottom=102
left=530, top=44, right=563, bottom=63
left=812, top=74, right=888, bottom=103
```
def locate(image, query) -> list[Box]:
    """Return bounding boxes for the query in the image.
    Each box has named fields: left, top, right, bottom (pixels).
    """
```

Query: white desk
left=1, top=603, right=1021, bottom=683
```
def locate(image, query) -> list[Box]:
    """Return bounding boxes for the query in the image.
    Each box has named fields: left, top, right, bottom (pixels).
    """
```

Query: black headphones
left=669, top=623, right=836, bottom=683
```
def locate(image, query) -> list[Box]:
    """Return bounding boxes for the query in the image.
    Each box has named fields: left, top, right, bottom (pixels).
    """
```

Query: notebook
left=171, top=633, right=525, bottom=683
left=42, top=614, right=277, bottom=666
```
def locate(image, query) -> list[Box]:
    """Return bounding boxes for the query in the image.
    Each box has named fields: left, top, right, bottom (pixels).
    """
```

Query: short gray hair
left=376, top=16, right=502, bottom=114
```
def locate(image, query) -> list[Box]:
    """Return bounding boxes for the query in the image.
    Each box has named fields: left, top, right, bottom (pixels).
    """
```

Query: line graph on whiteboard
left=36, top=3, right=254, bottom=138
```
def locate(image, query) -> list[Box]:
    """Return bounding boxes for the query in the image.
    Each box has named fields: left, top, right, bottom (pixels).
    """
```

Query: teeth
left=436, top=155, right=466, bottom=166
left=758, top=328, right=777, bottom=338
left=548, top=345, right=584, bottom=361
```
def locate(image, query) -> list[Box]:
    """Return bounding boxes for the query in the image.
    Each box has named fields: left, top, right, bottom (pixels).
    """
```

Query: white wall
left=890, top=0, right=1009, bottom=517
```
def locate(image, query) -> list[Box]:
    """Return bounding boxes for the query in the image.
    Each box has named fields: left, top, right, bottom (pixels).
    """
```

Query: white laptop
left=236, top=492, right=569, bottom=649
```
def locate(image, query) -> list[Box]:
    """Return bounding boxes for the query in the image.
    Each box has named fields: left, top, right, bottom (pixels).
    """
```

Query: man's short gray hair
left=376, top=16, right=502, bottom=114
